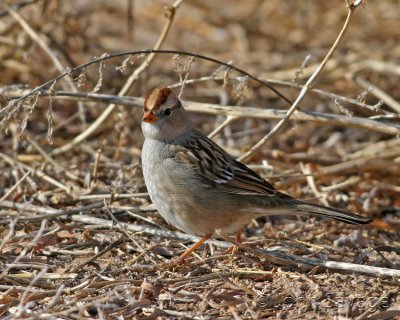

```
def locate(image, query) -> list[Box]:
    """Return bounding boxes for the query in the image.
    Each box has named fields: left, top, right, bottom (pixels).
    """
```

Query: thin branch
left=0, top=152, right=70, bottom=192
left=0, top=48, right=293, bottom=122
left=0, top=170, right=31, bottom=204
left=319, top=149, right=400, bottom=176
left=238, top=2, right=362, bottom=162
left=70, top=214, right=230, bottom=249
left=73, top=215, right=400, bottom=278
left=354, top=75, right=400, bottom=114
left=15, top=92, right=400, bottom=135
left=259, top=78, right=394, bottom=114
left=300, top=162, right=329, bottom=207
left=261, top=248, right=400, bottom=278
left=0, top=220, right=16, bottom=252
left=50, top=0, right=184, bottom=156
left=0, top=201, right=104, bottom=223
left=362, top=59, right=400, bottom=77
left=0, top=220, right=47, bottom=280
left=207, top=115, right=238, bottom=138
left=25, top=136, right=81, bottom=183
left=16, top=267, right=49, bottom=315
left=5, top=4, right=86, bottom=126
left=0, top=0, right=38, bottom=18
left=67, top=235, right=126, bottom=273
left=213, top=231, right=400, bottom=278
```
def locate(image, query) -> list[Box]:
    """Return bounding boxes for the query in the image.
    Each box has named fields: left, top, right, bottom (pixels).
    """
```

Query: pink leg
left=178, top=235, right=210, bottom=263
left=223, top=229, right=242, bottom=254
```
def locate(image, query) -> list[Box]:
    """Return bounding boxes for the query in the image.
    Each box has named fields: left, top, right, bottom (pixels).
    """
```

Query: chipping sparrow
left=141, top=87, right=371, bottom=261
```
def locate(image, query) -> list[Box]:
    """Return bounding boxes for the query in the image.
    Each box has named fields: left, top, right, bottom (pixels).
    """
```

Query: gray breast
left=141, top=138, right=257, bottom=236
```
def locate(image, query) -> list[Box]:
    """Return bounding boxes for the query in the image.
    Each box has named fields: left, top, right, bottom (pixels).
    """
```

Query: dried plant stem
left=0, top=220, right=46, bottom=280
left=362, top=59, right=400, bottom=77
left=67, top=236, right=126, bottom=273
left=25, top=136, right=81, bottom=183
left=28, top=93, right=400, bottom=135
left=347, top=137, right=400, bottom=160
left=73, top=193, right=148, bottom=201
left=0, top=170, right=31, bottom=204
left=0, top=201, right=104, bottom=223
left=260, top=78, right=390, bottom=113
left=186, top=101, right=400, bottom=135
left=213, top=233, right=400, bottom=278
left=172, top=74, right=385, bottom=112
left=256, top=246, right=400, bottom=278
left=72, top=215, right=400, bottom=278
left=320, top=149, right=400, bottom=176
left=51, top=0, right=184, bottom=156
left=16, top=267, right=49, bottom=315
left=160, top=270, right=278, bottom=284
left=238, top=2, right=362, bottom=162
left=299, top=163, right=329, bottom=207
left=320, top=176, right=361, bottom=192
left=354, top=75, right=400, bottom=113
left=0, top=152, right=69, bottom=192
left=207, top=115, right=238, bottom=138
left=70, top=214, right=230, bottom=249
left=0, top=220, right=16, bottom=252
left=5, top=5, right=86, bottom=126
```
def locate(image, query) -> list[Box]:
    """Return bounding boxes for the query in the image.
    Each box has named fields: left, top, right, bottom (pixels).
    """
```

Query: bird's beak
left=142, top=111, right=159, bottom=123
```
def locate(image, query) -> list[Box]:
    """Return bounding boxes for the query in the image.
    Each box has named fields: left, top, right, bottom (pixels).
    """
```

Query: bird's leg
left=223, top=229, right=242, bottom=254
left=236, top=229, right=242, bottom=243
left=178, top=235, right=210, bottom=263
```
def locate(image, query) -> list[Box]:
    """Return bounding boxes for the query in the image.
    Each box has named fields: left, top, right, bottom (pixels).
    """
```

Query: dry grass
left=1, top=0, right=400, bottom=319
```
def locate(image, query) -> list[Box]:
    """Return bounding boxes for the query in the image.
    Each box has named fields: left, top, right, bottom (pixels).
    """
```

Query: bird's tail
left=292, top=200, right=371, bottom=224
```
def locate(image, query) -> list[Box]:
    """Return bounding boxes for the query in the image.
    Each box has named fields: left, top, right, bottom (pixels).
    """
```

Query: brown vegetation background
left=0, top=0, right=399, bottom=319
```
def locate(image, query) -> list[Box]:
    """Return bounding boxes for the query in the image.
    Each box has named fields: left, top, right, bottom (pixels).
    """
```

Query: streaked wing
left=174, top=131, right=278, bottom=196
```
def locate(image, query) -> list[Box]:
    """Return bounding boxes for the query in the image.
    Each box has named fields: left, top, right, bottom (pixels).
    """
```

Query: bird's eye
left=163, top=108, right=172, bottom=116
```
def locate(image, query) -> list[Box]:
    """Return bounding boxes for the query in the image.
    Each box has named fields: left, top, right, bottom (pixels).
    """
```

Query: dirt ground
left=0, top=1, right=400, bottom=319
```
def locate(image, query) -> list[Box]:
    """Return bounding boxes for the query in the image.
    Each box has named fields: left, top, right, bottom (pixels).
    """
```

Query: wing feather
left=173, top=131, right=278, bottom=196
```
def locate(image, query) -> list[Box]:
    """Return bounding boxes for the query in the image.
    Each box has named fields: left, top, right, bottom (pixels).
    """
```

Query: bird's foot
left=222, top=245, right=239, bottom=255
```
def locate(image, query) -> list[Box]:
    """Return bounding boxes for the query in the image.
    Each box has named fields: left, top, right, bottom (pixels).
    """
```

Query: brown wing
left=171, top=131, right=372, bottom=225
left=174, top=131, right=279, bottom=197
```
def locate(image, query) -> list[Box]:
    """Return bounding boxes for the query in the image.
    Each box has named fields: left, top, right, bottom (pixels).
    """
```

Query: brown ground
left=0, top=1, right=400, bottom=319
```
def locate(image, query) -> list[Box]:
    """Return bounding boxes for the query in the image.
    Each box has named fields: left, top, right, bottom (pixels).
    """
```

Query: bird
left=141, top=87, right=371, bottom=262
